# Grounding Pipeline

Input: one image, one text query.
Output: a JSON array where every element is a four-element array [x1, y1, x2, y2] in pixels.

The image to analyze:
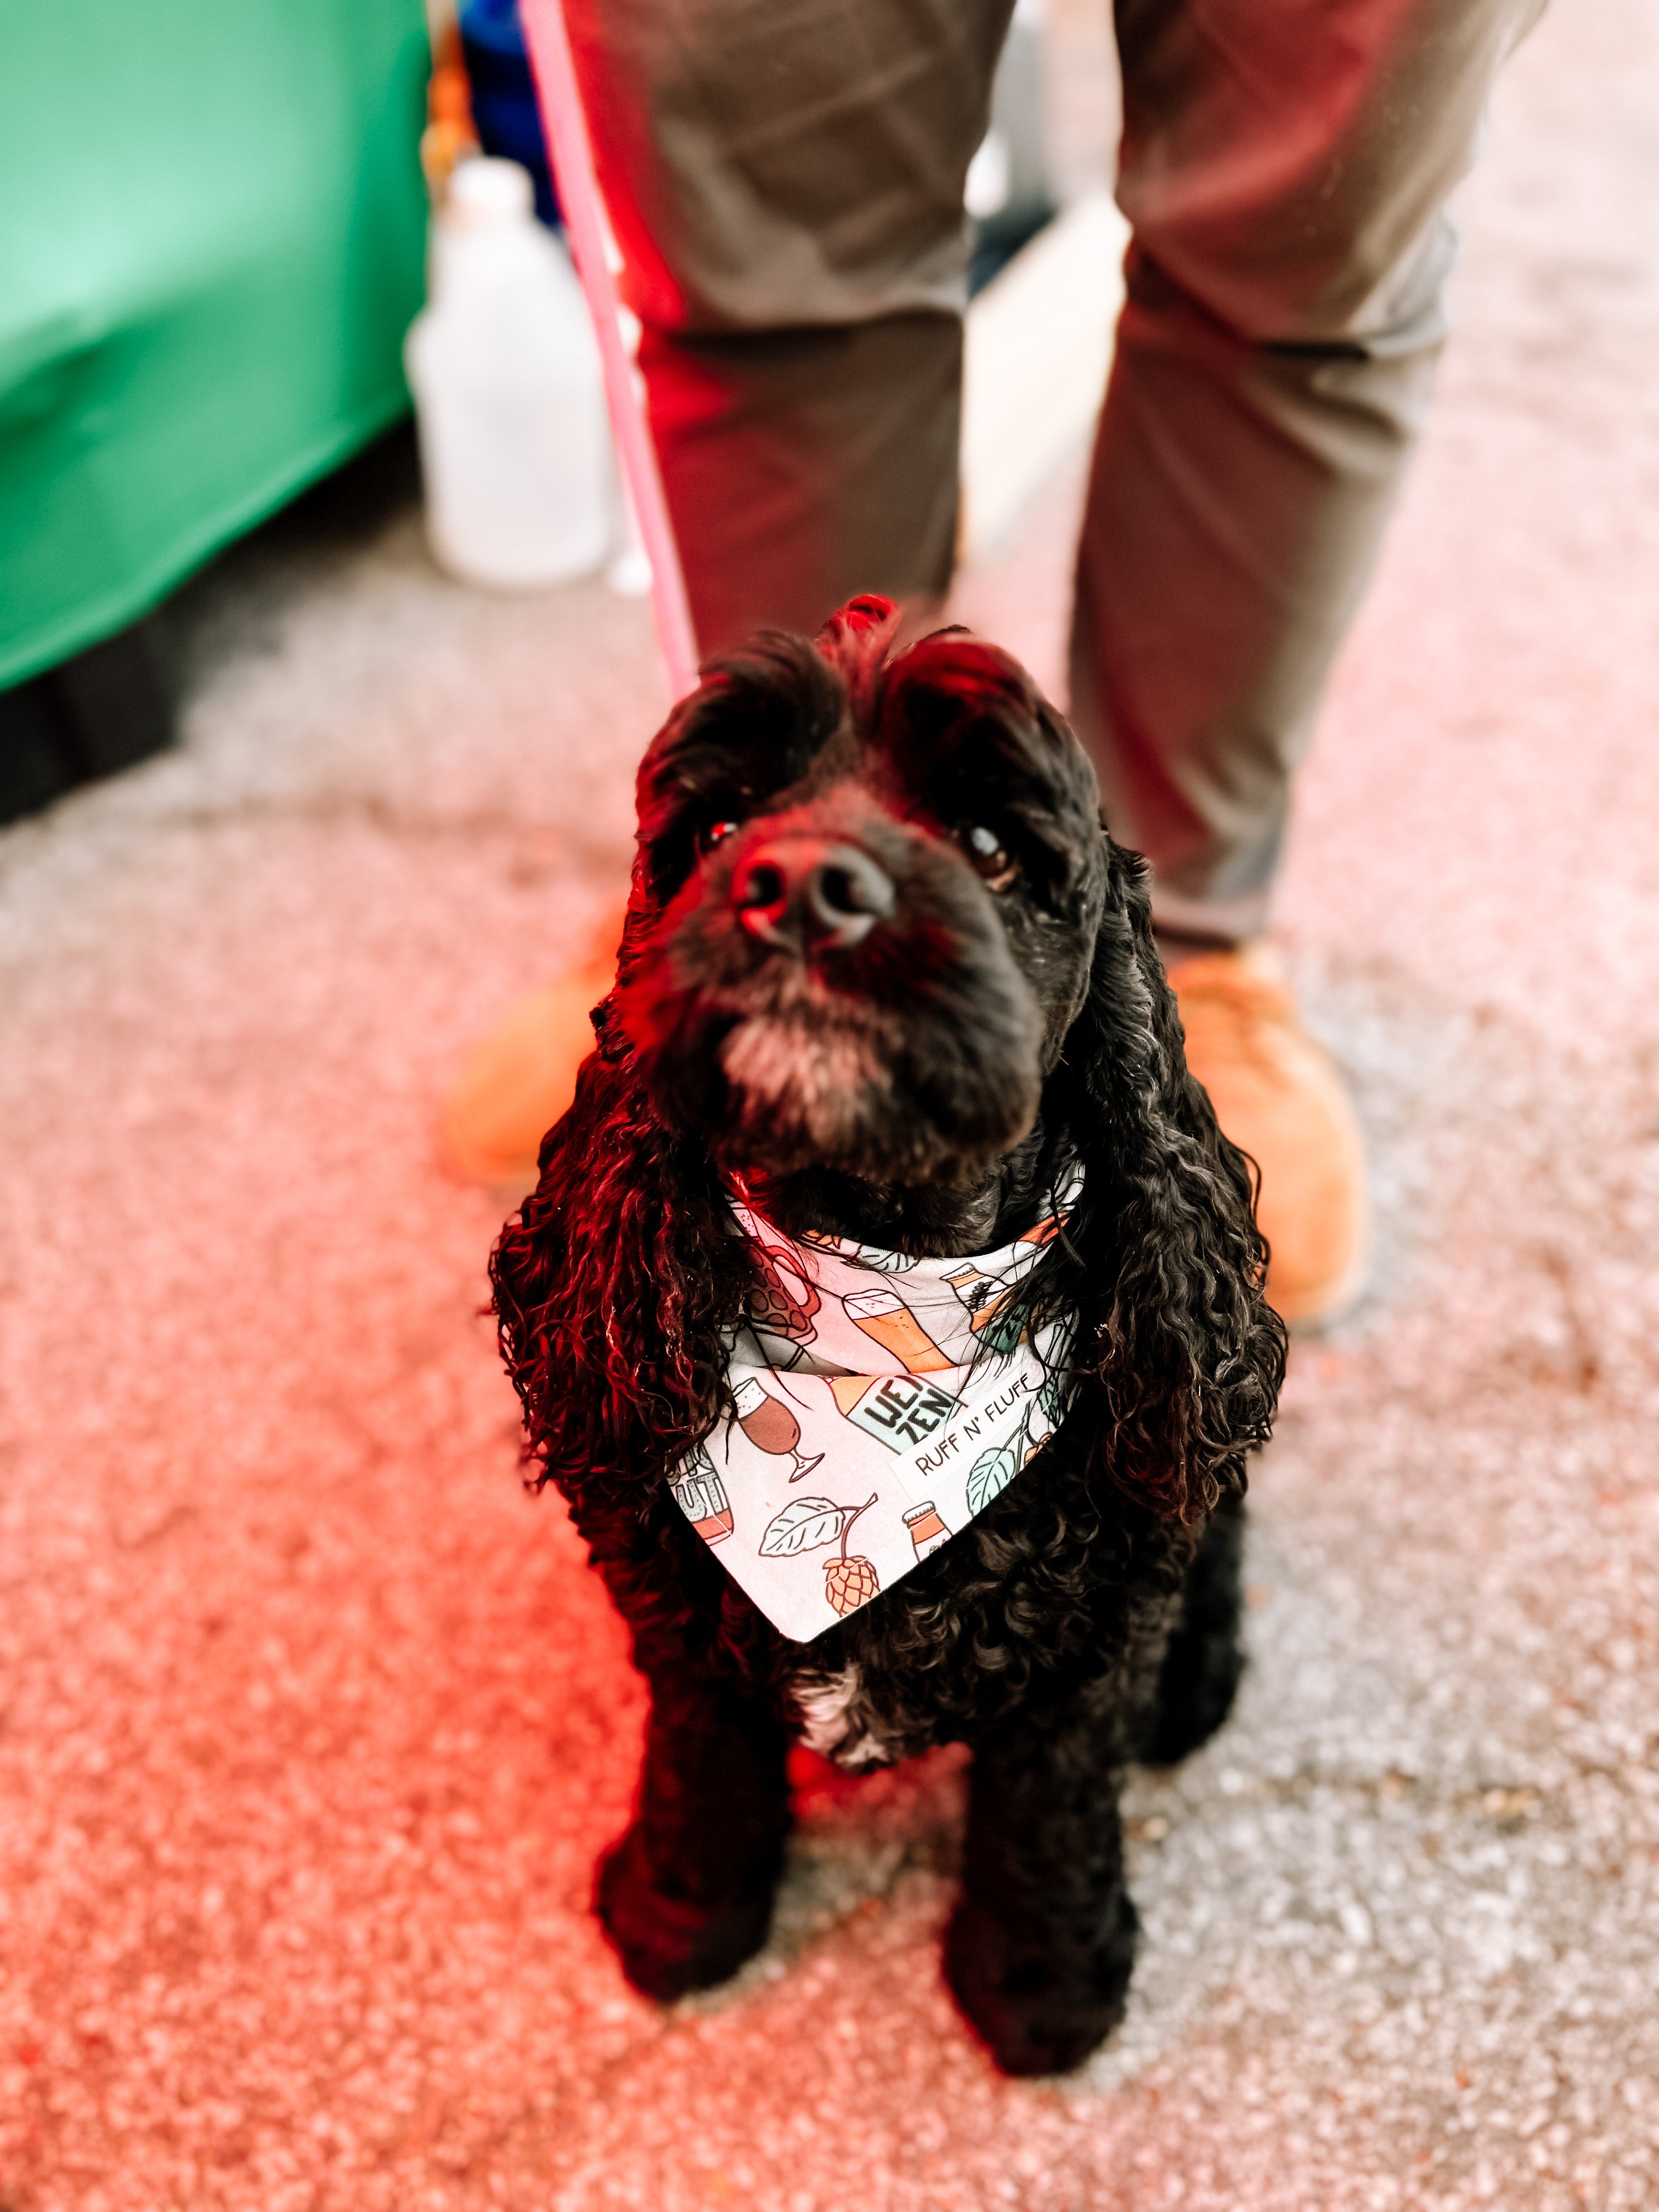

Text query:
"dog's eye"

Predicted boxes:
[[697, 818, 742, 856], [962, 825, 1020, 893]]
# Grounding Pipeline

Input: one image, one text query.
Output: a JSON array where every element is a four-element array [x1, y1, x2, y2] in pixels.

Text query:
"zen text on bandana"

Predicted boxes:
[[669, 1185, 1079, 1642]]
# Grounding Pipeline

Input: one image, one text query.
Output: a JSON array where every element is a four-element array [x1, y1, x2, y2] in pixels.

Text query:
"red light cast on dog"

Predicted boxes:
[[491, 595, 1285, 2075]]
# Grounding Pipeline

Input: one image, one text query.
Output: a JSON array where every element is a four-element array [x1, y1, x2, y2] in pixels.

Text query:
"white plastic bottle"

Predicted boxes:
[[405, 157, 613, 589]]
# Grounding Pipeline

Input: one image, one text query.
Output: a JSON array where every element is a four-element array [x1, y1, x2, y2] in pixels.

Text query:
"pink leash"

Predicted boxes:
[[518, 0, 700, 701]]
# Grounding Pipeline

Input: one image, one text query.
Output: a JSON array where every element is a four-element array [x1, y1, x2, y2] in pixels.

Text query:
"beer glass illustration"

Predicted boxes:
[[842, 1285, 953, 1373], [747, 1240, 820, 1340], [669, 1449, 735, 1545], [732, 1374, 823, 1484]]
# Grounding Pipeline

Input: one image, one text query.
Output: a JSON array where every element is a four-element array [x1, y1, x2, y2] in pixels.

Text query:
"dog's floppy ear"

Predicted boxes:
[[500, 636, 854, 1500], [490, 1054, 746, 1510], [1035, 838, 1286, 1522]]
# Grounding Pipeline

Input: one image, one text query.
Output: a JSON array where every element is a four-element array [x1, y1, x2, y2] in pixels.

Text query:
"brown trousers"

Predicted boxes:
[[567, 0, 1539, 938]]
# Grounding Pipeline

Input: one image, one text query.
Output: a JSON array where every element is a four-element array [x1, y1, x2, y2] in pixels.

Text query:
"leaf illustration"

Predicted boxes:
[[966, 1444, 1018, 1518], [759, 1497, 851, 1558]]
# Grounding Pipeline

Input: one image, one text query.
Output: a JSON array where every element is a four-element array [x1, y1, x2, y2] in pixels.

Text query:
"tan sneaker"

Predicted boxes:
[[437, 922, 620, 1188], [1165, 944, 1369, 1330]]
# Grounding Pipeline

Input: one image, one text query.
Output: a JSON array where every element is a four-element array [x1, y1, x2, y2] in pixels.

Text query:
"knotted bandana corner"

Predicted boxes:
[[669, 1179, 1081, 1641]]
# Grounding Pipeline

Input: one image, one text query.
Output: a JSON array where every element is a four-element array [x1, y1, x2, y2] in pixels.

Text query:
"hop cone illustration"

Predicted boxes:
[[757, 1492, 882, 1619], [825, 1552, 879, 1615], [823, 1494, 879, 1617]]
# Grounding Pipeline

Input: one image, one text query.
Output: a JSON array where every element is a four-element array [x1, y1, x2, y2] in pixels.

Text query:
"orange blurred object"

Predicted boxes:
[[421, 20, 479, 199], [437, 943, 615, 1187], [1166, 944, 1369, 1330]]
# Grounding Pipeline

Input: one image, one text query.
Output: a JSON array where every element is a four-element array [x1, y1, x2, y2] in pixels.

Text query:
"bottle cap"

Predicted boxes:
[[447, 156, 534, 227]]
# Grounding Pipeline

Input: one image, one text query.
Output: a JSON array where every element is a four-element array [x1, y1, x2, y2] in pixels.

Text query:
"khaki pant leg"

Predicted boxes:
[[565, 0, 1014, 653], [1074, 0, 1544, 940]]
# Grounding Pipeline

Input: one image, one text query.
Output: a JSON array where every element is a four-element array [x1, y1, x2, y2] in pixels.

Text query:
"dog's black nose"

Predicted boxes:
[[733, 838, 896, 953]]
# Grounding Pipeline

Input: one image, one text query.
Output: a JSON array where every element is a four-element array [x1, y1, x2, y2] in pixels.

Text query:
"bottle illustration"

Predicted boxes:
[[841, 1285, 953, 1373], [757, 1492, 882, 1618], [943, 1264, 1026, 1356], [732, 1374, 823, 1484], [830, 1374, 880, 1418], [669, 1450, 735, 1545], [902, 1500, 950, 1560], [828, 1371, 957, 1451]]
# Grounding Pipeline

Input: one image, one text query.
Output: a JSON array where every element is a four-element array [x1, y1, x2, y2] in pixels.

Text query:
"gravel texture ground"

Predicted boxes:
[[3, 4, 1657, 2206]]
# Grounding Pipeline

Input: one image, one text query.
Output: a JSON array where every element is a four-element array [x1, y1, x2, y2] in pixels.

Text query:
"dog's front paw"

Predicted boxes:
[[943, 1888, 1138, 2077], [594, 1823, 776, 2002]]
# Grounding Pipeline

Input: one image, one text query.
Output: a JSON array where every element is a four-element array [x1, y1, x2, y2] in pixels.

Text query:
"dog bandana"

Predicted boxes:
[[668, 1180, 1081, 1643]]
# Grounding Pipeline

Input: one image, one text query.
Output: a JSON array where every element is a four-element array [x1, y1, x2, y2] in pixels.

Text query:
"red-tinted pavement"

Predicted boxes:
[[3, 4, 1657, 2205]]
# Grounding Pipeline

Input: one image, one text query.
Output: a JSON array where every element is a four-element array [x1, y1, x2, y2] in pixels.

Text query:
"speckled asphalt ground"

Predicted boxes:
[[3, 5, 1657, 2207]]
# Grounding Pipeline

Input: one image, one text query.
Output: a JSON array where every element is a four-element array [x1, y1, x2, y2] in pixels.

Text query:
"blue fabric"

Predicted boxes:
[[461, 0, 561, 228]]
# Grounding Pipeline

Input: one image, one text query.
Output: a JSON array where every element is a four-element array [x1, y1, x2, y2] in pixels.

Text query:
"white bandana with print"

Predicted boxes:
[[669, 1179, 1081, 1642]]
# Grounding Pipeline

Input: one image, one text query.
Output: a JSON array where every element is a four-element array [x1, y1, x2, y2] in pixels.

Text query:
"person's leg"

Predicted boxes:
[[1070, 0, 1543, 1321], [635, 318, 961, 651], [441, 0, 1014, 1187], [565, 0, 1015, 652], [1074, 0, 1544, 942]]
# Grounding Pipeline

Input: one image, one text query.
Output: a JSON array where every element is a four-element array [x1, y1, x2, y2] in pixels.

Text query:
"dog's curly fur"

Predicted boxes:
[[492, 596, 1286, 2075]]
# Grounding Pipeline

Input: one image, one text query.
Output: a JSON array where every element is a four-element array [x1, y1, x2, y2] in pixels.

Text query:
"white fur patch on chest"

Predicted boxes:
[[789, 1663, 894, 1770]]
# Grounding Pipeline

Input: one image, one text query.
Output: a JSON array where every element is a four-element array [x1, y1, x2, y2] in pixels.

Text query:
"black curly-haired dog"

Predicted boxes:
[[492, 594, 1285, 2075]]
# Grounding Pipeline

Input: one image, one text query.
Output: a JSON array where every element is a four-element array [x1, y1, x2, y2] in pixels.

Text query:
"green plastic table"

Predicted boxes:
[[0, 0, 430, 689]]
